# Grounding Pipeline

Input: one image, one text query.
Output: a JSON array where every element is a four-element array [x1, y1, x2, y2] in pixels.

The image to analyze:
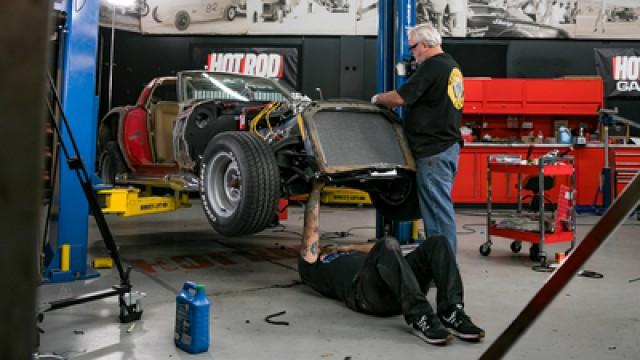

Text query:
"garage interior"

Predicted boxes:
[[2, 0, 640, 359]]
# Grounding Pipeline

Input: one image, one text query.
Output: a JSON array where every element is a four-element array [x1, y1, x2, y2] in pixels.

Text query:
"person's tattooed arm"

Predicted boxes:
[[301, 180, 325, 264]]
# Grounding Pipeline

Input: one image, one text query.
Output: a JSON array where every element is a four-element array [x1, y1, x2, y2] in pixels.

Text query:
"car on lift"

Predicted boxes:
[[151, 0, 246, 30], [98, 71, 419, 237]]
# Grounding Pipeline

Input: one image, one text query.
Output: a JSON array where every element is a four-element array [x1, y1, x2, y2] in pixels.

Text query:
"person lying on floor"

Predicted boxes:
[[297, 180, 484, 345]]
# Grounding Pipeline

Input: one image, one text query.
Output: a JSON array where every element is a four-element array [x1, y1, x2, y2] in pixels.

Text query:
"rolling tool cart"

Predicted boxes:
[[480, 151, 576, 266]]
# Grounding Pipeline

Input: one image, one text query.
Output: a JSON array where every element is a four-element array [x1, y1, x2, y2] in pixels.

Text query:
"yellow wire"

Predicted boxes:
[[249, 103, 274, 139], [249, 102, 281, 139]]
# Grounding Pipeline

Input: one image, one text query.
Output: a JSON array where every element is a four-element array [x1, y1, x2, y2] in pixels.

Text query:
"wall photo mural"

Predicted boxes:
[[98, 0, 639, 38], [416, 0, 640, 39]]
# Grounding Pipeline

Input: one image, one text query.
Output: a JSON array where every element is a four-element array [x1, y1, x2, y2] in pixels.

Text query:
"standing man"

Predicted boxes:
[[298, 181, 484, 345], [371, 24, 463, 254]]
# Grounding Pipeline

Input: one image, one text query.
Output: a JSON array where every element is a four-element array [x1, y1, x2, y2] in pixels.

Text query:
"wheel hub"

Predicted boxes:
[[207, 151, 242, 218]]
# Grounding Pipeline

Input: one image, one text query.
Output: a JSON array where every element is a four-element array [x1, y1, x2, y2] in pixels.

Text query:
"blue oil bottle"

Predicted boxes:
[[175, 282, 210, 353]]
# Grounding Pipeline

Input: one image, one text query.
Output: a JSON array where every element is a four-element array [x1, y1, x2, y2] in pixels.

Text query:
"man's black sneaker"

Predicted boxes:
[[409, 314, 453, 345], [439, 305, 485, 341]]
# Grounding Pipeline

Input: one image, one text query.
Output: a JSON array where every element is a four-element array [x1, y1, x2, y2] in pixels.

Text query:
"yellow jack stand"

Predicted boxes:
[[97, 187, 191, 217], [290, 186, 372, 205], [320, 186, 372, 205]]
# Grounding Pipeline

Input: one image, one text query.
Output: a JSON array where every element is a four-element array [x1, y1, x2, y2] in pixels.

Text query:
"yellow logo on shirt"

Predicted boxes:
[[448, 68, 464, 110]]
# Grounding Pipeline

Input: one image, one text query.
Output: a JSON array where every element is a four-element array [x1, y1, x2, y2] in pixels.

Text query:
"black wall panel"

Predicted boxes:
[[301, 37, 342, 100], [444, 40, 508, 78], [339, 37, 365, 99]]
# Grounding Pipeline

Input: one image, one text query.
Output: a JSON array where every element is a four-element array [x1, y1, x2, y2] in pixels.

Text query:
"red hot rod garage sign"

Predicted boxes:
[[595, 48, 640, 97], [192, 47, 299, 89]]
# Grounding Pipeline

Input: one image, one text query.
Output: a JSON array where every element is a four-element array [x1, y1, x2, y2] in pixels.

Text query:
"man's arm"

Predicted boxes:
[[371, 90, 406, 108], [319, 242, 375, 259], [301, 181, 325, 264]]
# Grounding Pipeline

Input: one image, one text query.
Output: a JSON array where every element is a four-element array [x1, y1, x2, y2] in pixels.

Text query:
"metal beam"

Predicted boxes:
[[0, 1, 50, 358]]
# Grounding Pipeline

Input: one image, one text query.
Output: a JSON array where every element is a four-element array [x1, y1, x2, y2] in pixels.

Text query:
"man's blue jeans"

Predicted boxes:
[[415, 143, 460, 254]]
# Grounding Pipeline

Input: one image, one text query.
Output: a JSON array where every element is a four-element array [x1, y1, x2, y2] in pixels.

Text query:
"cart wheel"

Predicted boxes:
[[510, 241, 522, 253], [479, 243, 492, 256], [529, 244, 540, 261]]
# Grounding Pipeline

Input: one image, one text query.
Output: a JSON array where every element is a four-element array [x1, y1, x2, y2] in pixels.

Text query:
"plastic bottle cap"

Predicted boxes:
[[195, 284, 206, 292]]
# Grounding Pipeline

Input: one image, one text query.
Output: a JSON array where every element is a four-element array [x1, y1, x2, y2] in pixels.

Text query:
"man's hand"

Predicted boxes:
[[370, 90, 406, 108]]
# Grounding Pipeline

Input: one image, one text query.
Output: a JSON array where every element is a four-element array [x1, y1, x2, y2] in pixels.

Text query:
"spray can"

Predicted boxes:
[[175, 282, 210, 353]]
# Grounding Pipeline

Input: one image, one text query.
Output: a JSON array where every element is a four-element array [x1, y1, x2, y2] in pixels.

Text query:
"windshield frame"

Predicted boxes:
[[177, 71, 292, 104]]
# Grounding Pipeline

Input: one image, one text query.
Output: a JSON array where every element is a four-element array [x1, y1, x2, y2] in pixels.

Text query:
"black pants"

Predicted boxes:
[[351, 235, 464, 324]]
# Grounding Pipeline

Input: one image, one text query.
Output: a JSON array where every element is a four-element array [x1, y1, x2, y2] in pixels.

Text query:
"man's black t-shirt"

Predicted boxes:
[[397, 53, 464, 159], [298, 252, 367, 311]]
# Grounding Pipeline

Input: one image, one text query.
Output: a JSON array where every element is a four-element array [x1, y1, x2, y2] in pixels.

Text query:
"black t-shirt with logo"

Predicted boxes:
[[397, 53, 464, 159], [298, 252, 366, 310]]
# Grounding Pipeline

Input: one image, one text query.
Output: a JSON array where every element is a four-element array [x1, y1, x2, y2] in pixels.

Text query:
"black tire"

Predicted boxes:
[[510, 241, 522, 253], [369, 174, 421, 221], [175, 10, 191, 31], [200, 132, 280, 237], [99, 141, 127, 184], [225, 6, 237, 21], [479, 243, 491, 256]]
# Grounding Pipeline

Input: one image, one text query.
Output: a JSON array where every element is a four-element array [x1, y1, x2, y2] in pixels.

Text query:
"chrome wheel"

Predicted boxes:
[[206, 151, 241, 219]]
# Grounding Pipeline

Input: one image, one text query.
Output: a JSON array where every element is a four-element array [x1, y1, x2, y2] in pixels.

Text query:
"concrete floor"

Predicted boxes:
[[39, 202, 640, 359]]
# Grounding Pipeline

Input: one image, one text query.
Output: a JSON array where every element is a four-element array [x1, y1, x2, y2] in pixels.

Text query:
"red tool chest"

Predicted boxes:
[[453, 78, 609, 206]]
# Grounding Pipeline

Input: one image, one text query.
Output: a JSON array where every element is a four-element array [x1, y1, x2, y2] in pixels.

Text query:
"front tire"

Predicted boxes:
[[200, 132, 280, 237]]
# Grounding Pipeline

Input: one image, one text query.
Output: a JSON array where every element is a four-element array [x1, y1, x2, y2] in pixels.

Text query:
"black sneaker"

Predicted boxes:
[[409, 314, 453, 345], [439, 304, 485, 341]]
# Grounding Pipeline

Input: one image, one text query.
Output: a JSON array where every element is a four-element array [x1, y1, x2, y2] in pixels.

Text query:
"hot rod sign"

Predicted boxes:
[[595, 48, 640, 97]]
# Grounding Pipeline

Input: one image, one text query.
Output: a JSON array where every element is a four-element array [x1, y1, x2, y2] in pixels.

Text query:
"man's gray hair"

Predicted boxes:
[[409, 24, 442, 47]]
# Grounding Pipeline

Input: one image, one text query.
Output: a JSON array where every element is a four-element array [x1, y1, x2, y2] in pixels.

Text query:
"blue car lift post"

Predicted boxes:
[[39, 1, 141, 324], [43, 0, 101, 283], [375, 0, 418, 243]]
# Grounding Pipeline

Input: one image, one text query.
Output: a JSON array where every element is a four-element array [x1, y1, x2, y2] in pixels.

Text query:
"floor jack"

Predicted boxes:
[[35, 75, 143, 359]]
